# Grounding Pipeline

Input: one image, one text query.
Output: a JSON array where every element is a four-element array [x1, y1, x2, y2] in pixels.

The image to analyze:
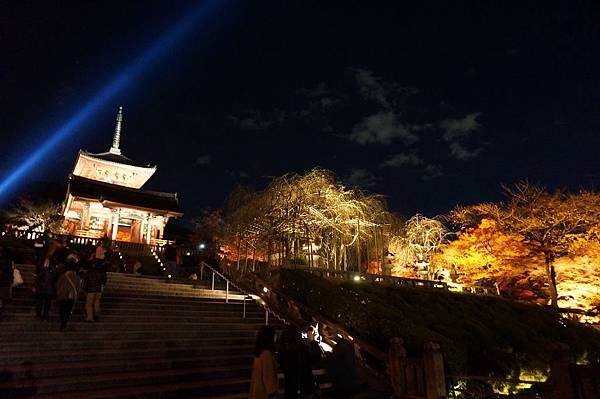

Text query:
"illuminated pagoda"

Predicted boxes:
[[62, 107, 183, 243]]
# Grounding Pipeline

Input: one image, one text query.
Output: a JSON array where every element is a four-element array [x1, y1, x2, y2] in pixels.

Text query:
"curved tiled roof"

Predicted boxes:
[[67, 175, 182, 215]]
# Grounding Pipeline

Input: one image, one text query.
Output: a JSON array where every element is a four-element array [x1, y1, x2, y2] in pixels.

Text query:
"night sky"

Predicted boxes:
[[2, 1, 600, 218]]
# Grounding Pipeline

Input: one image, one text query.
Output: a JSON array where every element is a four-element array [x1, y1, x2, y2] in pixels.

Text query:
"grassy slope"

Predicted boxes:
[[272, 269, 600, 376]]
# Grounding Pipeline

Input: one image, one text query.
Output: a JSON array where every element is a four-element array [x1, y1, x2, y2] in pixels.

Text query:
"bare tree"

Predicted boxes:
[[3, 198, 65, 233]]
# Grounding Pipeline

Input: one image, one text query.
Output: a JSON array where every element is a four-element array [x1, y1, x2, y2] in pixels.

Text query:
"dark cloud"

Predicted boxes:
[[228, 109, 286, 130], [345, 168, 379, 188], [354, 68, 418, 109], [194, 155, 211, 166], [440, 113, 484, 160], [349, 111, 419, 145], [380, 152, 423, 168], [297, 82, 330, 98]]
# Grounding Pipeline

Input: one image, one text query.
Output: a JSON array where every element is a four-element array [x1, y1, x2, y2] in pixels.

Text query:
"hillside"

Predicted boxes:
[[269, 269, 600, 378]]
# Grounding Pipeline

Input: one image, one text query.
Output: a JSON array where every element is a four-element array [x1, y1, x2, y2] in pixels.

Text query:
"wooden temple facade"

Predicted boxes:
[[62, 107, 183, 243]]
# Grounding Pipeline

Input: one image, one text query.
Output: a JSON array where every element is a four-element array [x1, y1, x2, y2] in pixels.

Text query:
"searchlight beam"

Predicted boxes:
[[0, 0, 221, 202]]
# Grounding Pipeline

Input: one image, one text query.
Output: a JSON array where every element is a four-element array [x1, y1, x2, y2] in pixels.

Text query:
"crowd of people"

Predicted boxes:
[[250, 324, 356, 399], [0, 233, 110, 330]]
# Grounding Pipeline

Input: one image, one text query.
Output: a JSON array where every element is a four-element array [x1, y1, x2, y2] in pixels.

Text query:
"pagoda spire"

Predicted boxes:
[[109, 106, 123, 155]]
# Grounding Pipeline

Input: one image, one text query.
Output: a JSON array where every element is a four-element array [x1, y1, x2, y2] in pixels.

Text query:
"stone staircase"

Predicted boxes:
[[0, 264, 285, 398]]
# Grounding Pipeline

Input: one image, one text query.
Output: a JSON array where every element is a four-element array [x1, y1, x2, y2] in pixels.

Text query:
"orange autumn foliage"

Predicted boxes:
[[435, 219, 539, 285]]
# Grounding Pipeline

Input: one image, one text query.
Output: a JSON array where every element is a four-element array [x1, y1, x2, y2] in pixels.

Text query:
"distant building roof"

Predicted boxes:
[[67, 174, 182, 215]]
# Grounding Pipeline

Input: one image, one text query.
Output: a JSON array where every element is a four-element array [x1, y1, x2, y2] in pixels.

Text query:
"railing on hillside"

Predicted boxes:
[[199, 261, 286, 326], [279, 265, 497, 295]]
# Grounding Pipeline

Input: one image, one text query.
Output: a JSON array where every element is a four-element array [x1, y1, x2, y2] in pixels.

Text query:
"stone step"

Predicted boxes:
[[4, 303, 263, 318], [0, 336, 256, 353], [4, 354, 253, 380], [11, 289, 252, 305], [0, 328, 259, 342], [0, 344, 255, 366], [3, 309, 265, 322], [0, 363, 252, 395], [0, 319, 282, 332], [2, 264, 319, 399], [26, 376, 252, 399]]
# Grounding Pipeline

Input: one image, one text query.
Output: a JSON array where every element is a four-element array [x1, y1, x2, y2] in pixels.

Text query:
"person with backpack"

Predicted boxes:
[[56, 264, 81, 331], [0, 247, 14, 321]]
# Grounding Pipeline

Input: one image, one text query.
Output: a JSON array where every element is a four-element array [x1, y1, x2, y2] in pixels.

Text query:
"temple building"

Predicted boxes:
[[62, 107, 183, 243]]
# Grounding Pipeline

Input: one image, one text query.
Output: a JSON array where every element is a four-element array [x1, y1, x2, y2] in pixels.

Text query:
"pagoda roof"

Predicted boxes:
[[67, 174, 182, 215], [81, 150, 154, 168]]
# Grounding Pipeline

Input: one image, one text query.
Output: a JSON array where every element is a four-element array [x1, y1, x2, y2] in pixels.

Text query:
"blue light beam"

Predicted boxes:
[[0, 0, 221, 202]]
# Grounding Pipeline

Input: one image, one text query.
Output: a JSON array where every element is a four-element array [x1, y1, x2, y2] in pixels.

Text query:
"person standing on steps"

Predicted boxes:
[[250, 325, 279, 399], [56, 264, 81, 331], [327, 338, 356, 398], [163, 244, 178, 278], [82, 262, 107, 322], [133, 257, 143, 275], [0, 247, 14, 321], [34, 261, 57, 321], [278, 326, 320, 399]]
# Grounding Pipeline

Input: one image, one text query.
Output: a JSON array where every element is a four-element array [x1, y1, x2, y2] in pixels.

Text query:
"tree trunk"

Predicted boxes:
[[545, 255, 559, 308], [356, 220, 361, 273], [236, 235, 242, 271]]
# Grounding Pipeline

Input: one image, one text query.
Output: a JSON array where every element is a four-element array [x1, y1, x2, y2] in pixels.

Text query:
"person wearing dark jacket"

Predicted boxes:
[[0, 247, 14, 320], [83, 264, 107, 322], [327, 338, 356, 398], [163, 245, 178, 278], [278, 326, 319, 399], [34, 263, 57, 321]]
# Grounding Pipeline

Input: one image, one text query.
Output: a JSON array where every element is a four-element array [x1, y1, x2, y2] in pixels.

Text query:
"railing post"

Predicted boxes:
[[423, 342, 446, 399], [265, 310, 269, 325], [200, 264, 203, 281], [211, 272, 215, 290], [243, 295, 246, 319], [226, 281, 229, 303], [549, 343, 575, 399]]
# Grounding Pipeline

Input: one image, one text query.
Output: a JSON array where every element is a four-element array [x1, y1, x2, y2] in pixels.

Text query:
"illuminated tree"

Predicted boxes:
[[224, 169, 399, 272], [3, 198, 65, 233], [435, 219, 542, 293], [389, 214, 446, 279], [452, 182, 600, 307]]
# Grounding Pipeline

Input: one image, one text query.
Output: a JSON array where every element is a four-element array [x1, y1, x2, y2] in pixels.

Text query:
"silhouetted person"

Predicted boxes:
[[306, 325, 325, 368], [133, 258, 143, 275], [0, 370, 18, 398], [0, 247, 14, 321], [327, 338, 356, 398], [34, 262, 56, 321], [82, 263, 106, 322], [164, 245, 178, 278], [249, 325, 279, 399], [278, 326, 319, 399]]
